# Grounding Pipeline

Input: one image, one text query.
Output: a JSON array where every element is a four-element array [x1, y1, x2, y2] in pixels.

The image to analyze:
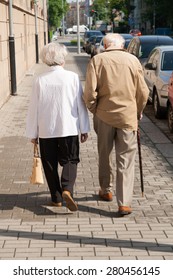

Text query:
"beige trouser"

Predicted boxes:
[[93, 115, 137, 207]]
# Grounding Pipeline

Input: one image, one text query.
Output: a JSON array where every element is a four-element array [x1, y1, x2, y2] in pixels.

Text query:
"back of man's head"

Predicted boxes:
[[104, 33, 125, 49]]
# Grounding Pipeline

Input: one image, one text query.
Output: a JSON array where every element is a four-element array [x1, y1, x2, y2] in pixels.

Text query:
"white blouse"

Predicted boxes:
[[26, 66, 90, 139]]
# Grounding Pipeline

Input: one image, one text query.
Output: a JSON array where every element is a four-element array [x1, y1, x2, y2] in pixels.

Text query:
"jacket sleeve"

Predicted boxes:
[[26, 77, 39, 139], [135, 65, 149, 119], [76, 76, 90, 134], [83, 60, 98, 114]]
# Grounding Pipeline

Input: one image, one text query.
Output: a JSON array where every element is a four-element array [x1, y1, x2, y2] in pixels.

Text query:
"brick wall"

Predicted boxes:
[[0, 0, 48, 108]]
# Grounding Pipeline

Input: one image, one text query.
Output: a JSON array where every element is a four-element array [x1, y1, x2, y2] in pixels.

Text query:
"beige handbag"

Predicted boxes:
[[30, 143, 44, 185]]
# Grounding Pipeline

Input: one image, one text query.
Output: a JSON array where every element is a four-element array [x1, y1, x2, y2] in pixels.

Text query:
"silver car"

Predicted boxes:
[[143, 45, 173, 118]]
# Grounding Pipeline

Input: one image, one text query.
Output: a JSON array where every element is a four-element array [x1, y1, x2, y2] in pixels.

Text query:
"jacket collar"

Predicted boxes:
[[48, 65, 64, 71], [105, 47, 127, 53]]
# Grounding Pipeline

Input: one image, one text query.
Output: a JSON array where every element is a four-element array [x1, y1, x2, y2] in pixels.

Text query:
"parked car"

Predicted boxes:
[[72, 25, 89, 34], [127, 35, 173, 65], [143, 45, 173, 118], [121, 33, 133, 48], [85, 35, 97, 54], [66, 27, 73, 34], [167, 72, 173, 132], [83, 30, 103, 51], [90, 35, 104, 57], [129, 29, 141, 36], [94, 33, 133, 55]]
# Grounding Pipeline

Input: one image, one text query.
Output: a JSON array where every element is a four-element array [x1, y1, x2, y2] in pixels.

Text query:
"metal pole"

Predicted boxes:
[[62, 0, 65, 36], [34, 0, 39, 63], [43, 0, 46, 45], [77, 0, 80, 54], [8, 0, 17, 95], [153, 0, 156, 34]]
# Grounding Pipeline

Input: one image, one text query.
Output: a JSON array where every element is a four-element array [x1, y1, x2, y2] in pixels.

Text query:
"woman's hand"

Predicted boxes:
[[31, 138, 38, 144], [80, 133, 88, 143]]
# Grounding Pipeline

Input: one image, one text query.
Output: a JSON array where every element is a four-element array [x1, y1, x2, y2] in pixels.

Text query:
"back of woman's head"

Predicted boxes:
[[40, 42, 68, 66]]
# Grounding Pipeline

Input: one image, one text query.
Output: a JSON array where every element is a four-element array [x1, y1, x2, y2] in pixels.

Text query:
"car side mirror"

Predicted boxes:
[[145, 62, 157, 70]]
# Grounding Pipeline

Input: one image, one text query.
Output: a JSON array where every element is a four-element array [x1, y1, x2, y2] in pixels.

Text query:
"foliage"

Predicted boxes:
[[48, 0, 69, 30], [90, 0, 133, 32], [90, 0, 173, 30], [143, 0, 173, 27]]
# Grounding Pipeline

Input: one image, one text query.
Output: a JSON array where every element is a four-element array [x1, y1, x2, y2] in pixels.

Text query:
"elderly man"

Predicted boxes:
[[83, 33, 149, 215]]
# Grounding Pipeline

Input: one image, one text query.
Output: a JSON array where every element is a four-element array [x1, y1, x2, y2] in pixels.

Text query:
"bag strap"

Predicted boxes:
[[34, 143, 40, 157]]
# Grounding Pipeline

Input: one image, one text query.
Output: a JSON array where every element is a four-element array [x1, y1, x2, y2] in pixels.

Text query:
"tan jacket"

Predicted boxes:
[[83, 48, 149, 131]]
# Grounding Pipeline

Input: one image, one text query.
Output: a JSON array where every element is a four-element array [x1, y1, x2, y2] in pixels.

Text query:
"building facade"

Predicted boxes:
[[0, 0, 48, 108], [65, 1, 87, 28], [129, 0, 152, 34]]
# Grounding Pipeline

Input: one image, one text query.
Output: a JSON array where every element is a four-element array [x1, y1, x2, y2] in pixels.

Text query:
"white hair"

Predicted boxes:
[[40, 42, 68, 66], [103, 33, 125, 49]]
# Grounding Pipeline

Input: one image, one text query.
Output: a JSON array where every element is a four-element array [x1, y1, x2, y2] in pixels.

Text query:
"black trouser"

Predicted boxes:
[[39, 136, 80, 203]]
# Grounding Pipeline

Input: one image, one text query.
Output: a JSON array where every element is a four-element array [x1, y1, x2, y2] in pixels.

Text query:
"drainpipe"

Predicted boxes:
[[8, 0, 17, 95], [34, 0, 39, 63], [43, 0, 46, 45]]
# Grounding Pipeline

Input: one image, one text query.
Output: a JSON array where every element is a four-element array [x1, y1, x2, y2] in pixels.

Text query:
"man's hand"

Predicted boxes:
[[138, 113, 143, 121], [80, 133, 88, 143]]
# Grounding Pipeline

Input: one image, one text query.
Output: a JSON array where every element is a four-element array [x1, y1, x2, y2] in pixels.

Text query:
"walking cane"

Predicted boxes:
[[137, 128, 144, 197]]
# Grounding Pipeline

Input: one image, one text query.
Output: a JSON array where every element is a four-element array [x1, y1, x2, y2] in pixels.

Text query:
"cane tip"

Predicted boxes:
[[142, 192, 144, 197]]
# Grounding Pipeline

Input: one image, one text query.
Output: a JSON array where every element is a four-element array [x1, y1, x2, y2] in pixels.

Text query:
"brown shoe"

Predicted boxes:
[[118, 206, 132, 215], [62, 191, 78, 212], [49, 201, 62, 207], [99, 189, 113, 201]]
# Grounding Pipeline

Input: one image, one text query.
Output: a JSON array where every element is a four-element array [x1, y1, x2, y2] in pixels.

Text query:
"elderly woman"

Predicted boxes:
[[26, 42, 90, 211]]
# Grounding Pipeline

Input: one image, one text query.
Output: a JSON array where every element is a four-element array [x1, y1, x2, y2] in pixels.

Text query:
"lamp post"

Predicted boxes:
[[34, 0, 39, 63], [8, 0, 17, 95], [62, 0, 65, 36], [153, 0, 156, 34], [77, 0, 80, 54]]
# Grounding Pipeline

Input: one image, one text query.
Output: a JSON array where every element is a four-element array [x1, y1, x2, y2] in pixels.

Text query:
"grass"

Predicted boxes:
[[70, 38, 84, 46]]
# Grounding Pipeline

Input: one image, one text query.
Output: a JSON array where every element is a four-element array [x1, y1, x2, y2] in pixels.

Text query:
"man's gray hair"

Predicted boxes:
[[104, 33, 125, 48], [40, 42, 68, 66]]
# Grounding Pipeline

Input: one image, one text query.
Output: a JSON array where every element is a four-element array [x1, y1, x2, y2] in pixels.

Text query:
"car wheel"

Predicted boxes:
[[168, 103, 173, 133], [153, 90, 163, 119]]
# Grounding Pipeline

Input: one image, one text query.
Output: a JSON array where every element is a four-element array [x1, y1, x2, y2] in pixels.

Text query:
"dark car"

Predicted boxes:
[[120, 33, 133, 48], [83, 30, 103, 51], [90, 35, 104, 57], [94, 33, 133, 56], [85, 35, 97, 54], [127, 35, 173, 65]]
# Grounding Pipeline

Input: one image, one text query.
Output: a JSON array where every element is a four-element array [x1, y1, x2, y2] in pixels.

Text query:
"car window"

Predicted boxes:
[[140, 43, 159, 58], [147, 49, 159, 66], [96, 36, 103, 43], [127, 38, 139, 56], [161, 51, 173, 71]]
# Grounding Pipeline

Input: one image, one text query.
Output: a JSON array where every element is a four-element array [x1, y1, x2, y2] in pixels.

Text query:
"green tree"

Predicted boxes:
[[143, 0, 173, 28], [48, 0, 69, 30]]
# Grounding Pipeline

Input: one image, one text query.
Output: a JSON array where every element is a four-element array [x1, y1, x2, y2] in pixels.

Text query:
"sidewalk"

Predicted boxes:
[[0, 37, 173, 260]]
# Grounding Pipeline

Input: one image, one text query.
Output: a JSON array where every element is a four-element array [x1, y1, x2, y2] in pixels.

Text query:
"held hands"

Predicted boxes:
[[80, 133, 88, 143], [31, 138, 38, 144]]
